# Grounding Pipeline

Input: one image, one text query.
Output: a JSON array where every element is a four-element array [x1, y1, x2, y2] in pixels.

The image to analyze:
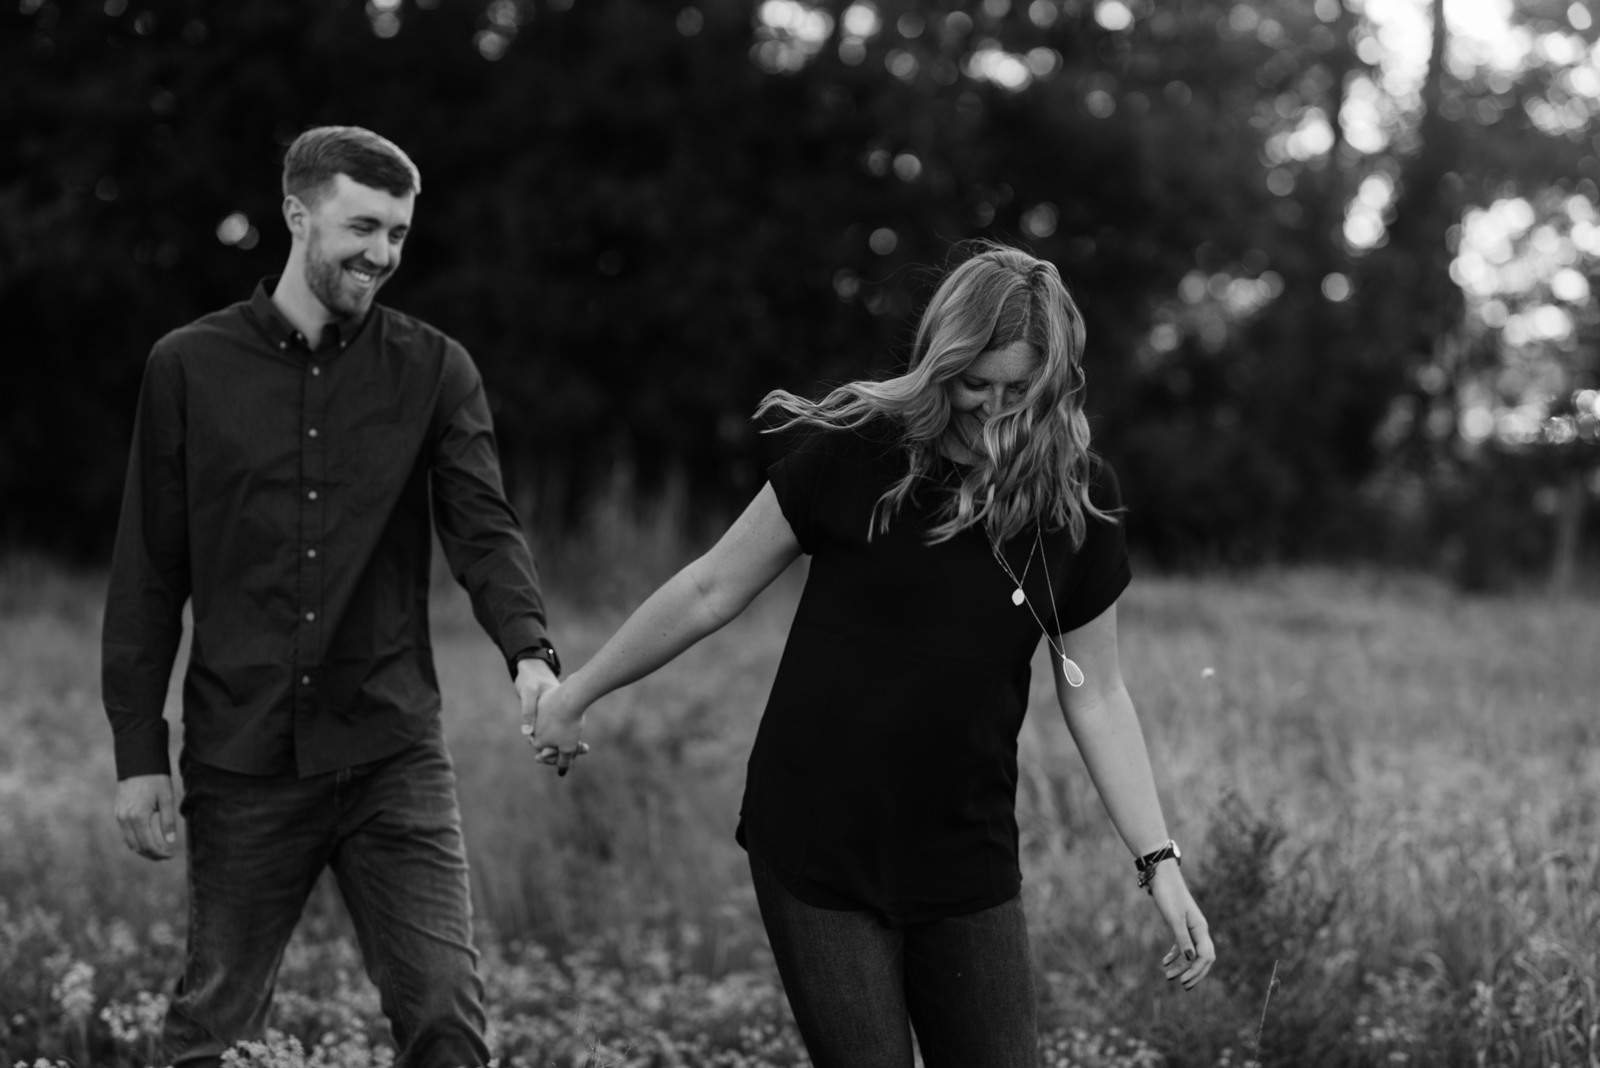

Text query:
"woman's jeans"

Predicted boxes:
[[749, 851, 1038, 1068], [162, 720, 490, 1068]]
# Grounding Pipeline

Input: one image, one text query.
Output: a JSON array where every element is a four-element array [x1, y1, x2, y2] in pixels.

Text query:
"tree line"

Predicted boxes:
[[3, 0, 1595, 581]]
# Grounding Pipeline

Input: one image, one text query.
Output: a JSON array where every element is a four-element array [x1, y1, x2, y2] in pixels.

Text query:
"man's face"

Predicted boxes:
[[298, 173, 415, 320]]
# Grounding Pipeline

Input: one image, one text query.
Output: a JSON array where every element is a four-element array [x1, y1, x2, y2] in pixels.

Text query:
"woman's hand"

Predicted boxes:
[[524, 679, 589, 776], [1148, 861, 1216, 989]]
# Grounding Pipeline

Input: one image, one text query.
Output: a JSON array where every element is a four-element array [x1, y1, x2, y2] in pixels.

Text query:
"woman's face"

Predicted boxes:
[[947, 340, 1040, 443]]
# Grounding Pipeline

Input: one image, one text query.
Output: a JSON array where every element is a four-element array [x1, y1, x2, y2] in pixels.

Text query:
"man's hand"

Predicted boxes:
[[515, 657, 591, 771], [514, 656, 560, 738], [115, 774, 178, 861]]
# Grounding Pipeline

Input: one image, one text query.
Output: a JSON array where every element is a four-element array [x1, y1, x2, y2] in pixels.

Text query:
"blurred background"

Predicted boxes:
[[4, 2, 1600, 1066], [4, 0, 1599, 584]]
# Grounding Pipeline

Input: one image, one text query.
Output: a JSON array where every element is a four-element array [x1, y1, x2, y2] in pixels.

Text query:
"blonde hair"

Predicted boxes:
[[756, 242, 1113, 546]]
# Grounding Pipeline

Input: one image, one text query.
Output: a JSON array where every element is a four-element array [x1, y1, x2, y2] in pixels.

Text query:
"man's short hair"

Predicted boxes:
[[281, 126, 421, 207]]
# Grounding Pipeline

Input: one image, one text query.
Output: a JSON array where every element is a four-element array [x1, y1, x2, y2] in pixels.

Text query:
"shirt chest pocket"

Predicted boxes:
[[333, 422, 423, 502]]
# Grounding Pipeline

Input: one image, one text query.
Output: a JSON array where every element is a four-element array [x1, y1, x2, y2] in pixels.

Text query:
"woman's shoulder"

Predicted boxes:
[[1087, 454, 1124, 512], [765, 416, 906, 548], [781, 414, 903, 468]]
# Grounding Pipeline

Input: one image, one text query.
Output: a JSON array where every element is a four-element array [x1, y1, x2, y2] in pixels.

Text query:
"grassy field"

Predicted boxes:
[[1, 547, 1597, 1067]]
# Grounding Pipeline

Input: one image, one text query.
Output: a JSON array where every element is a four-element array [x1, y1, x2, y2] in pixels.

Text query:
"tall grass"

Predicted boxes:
[[2, 543, 1597, 1065]]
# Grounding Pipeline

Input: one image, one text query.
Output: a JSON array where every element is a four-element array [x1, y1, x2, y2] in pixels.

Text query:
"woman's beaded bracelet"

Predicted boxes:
[[1134, 839, 1182, 892]]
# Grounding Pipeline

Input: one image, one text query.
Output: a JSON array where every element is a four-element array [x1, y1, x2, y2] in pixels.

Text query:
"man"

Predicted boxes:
[[102, 126, 561, 1067]]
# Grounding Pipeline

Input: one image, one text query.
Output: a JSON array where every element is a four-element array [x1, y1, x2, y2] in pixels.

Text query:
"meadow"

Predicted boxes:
[[1, 537, 1597, 1067]]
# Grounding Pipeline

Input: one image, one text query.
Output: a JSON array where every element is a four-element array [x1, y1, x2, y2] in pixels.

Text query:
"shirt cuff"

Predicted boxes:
[[766, 455, 815, 555], [1050, 556, 1133, 635], [503, 617, 553, 678], [113, 721, 172, 780]]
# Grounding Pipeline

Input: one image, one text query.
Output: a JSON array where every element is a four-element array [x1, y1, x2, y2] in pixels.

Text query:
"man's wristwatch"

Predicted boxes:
[[517, 640, 562, 678], [1134, 839, 1181, 893]]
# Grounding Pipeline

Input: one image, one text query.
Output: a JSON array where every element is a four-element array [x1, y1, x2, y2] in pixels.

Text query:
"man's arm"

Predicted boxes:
[[428, 345, 554, 705], [102, 345, 190, 860]]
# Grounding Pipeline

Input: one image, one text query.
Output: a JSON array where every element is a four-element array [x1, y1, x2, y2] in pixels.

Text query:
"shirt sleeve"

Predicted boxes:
[[102, 343, 191, 780], [429, 342, 551, 675], [766, 427, 837, 556], [1047, 459, 1132, 635]]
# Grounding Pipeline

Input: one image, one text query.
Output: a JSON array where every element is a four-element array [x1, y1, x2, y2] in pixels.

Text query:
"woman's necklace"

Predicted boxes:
[[992, 528, 1038, 606], [986, 524, 1086, 688]]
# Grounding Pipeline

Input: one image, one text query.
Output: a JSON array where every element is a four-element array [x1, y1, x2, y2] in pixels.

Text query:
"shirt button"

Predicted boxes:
[[279, 341, 287, 350], [301, 675, 311, 685], [307, 490, 318, 500], [306, 548, 317, 559], [308, 428, 318, 438], [305, 611, 316, 622], [312, 366, 321, 376]]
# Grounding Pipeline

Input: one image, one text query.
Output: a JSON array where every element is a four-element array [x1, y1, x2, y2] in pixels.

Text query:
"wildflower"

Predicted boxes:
[[50, 960, 96, 1021], [106, 919, 141, 959], [100, 991, 169, 1045]]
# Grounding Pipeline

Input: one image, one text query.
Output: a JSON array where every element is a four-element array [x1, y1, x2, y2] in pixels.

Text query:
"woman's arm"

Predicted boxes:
[[1055, 604, 1216, 989], [527, 482, 802, 763]]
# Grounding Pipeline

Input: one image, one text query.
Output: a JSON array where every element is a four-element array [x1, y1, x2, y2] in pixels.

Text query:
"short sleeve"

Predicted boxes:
[[1047, 460, 1132, 635], [766, 428, 833, 556]]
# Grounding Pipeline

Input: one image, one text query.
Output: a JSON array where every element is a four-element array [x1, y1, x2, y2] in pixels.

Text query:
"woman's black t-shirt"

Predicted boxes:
[[737, 420, 1131, 926]]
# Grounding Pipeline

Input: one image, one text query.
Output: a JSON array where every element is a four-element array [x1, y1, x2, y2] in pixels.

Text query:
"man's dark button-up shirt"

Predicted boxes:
[[103, 280, 549, 779]]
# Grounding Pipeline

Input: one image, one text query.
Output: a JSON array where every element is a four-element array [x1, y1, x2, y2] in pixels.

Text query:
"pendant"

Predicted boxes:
[[1061, 656, 1085, 688], [1012, 588, 1026, 606]]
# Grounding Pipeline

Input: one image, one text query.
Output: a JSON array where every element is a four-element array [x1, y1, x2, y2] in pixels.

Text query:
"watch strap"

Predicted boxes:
[[516, 639, 562, 677], [1134, 839, 1181, 892]]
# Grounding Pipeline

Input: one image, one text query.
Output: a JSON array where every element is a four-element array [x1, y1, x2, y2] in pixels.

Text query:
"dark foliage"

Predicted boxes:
[[2, 0, 1592, 570]]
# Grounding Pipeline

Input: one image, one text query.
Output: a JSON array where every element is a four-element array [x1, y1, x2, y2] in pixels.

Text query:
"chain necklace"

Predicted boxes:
[[994, 527, 1038, 606], [986, 524, 1086, 688]]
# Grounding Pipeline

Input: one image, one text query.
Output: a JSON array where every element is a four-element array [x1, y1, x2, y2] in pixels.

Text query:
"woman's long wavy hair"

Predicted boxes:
[[756, 243, 1113, 546]]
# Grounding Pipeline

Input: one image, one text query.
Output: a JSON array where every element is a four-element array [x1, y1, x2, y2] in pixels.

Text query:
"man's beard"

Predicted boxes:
[[304, 226, 388, 320]]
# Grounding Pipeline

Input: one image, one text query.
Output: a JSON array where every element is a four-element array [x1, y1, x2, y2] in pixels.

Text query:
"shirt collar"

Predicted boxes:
[[247, 276, 372, 353]]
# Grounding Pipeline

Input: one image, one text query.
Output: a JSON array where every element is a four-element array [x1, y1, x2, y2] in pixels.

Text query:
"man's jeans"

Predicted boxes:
[[163, 720, 490, 1068], [750, 851, 1038, 1068]]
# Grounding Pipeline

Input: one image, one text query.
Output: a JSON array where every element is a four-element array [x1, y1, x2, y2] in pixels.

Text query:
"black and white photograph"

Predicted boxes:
[[2, 0, 1597, 1064]]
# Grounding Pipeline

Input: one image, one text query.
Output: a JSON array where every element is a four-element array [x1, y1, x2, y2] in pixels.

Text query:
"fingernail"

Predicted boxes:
[[519, 724, 533, 735]]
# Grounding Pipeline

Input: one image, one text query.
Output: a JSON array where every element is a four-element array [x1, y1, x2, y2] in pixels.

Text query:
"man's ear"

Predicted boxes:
[[282, 194, 311, 241]]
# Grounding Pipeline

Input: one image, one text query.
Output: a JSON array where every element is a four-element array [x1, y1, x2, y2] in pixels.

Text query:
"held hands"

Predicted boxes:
[[115, 774, 178, 861], [514, 655, 560, 723], [516, 660, 588, 776], [1147, 861, 1216, 989]]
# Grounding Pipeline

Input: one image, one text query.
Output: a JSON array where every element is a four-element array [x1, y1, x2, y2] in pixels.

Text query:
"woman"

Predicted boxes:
[[527, 244, 1215, 1067]]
